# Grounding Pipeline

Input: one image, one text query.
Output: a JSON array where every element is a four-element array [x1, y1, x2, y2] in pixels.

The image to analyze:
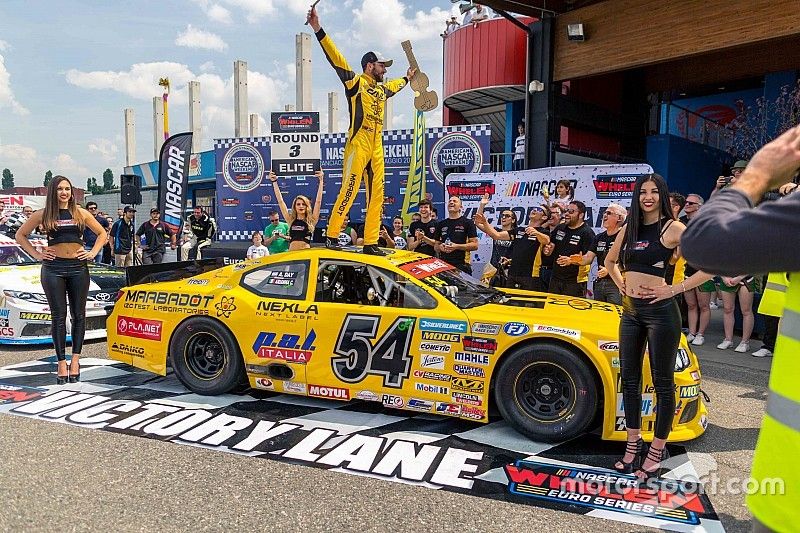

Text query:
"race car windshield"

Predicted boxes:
[[0, 245, 37, 265], [420, 268, 505, 309]]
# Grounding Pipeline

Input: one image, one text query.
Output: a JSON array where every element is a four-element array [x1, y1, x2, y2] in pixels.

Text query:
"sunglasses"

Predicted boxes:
[[88, 206, 97, 210], [501, 213, 513, 218], [685, 201, 700, 206], [566, 209, 578, 214]]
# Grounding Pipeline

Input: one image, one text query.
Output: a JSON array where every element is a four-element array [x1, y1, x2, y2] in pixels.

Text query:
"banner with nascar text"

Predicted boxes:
[[157, 132, 193, 235], [214, 124, 491, 241], [445, 164, 653, 272]]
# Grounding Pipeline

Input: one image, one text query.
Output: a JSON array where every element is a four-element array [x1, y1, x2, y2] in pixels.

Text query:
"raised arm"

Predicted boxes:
[[269, 171, 291, 222], [474, 212, 510, 241], [311, 170, 324, 225], [308, 7, 359, 91]]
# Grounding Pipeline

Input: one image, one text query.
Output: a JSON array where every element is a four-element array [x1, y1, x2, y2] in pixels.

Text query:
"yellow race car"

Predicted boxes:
[[107, 247, 707, 443]]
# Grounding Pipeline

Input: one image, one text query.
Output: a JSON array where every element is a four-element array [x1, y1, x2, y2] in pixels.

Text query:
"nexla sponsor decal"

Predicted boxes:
[[253, 330, 317, 363], [125, 291, 213, 308], [256, 301, 319, 314], [308, 385, 349, 400], [12, 390, 484, 490]]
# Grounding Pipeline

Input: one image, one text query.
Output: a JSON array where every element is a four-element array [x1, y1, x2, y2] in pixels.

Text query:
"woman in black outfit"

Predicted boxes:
[[270, 170, 324, 251], [605, 174, 711, 480], [16, 176, 108, 383]]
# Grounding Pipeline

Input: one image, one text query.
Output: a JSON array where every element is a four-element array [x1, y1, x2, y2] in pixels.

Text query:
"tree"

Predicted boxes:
[[102, 168, 116, 191], [86, 177, 103, 195], [43, 170, 53, 187], [1, 169, 14, 190]]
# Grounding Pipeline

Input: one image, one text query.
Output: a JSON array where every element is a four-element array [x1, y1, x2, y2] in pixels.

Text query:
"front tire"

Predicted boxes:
[[494, 342, 598, 442], [169, 317, 244, 395]]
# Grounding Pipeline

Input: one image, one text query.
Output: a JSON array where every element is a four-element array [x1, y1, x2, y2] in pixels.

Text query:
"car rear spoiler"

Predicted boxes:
[[125, 258, 225, 287]]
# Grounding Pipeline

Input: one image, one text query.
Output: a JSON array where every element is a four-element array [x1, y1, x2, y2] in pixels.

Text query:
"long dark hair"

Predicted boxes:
[[622, 173, 673, 268], [41, 175, 83, 233]]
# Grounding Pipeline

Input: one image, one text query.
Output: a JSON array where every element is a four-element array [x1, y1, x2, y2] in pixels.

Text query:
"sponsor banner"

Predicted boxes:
[[462, 336, 497, 354], [680, 385, 700, 399], [418, 342, 451, 353], [254, 378, 274, 391], [0, 195, 45, 215], [116, 316, 162, 341], [400, 110, 426, 226], [0, 358, 721, 531], [308, 385, 349, 400], [270, 112, 321, 176], [454, 352, 489, 366], [415, 382, 449, 395], [157, 132, 193, 235], [214, 125, 490, 241], [420, 354, 445, 369], [399, 258, 454, 279], [412, 370, 451, 382], [420, 319, 468, 334], [421, 331, 460, 343], [503, 322, 530, 336], [532, 325, 581, 340], [381, 394, 404, 408], [446, 163, 652, 274], [451, 378, 485, 394], [355, 390, 380, 402], [19, 312, 51, 321], [452, 391, 482, 406], [598, 340, 619, 352], [453, 364, 485, 378], [471, 323, 500, 335], [252, 329, 317, 364]]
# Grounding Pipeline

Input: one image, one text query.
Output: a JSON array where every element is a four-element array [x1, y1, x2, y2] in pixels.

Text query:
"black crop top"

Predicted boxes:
[[47, 209, 84, 246], [622, 219, 675, 278], [289, 219, 312, 244]]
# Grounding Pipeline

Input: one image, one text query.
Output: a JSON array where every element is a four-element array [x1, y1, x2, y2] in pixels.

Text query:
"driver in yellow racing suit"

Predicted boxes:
[[307, 5, 416, 255]]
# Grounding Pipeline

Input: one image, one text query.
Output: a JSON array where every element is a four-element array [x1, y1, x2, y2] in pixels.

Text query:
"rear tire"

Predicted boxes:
[[169, 317, 244, 395], [494, 342, 598, 442]]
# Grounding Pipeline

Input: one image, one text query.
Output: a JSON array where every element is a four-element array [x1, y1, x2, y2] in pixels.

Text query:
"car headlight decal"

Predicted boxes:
[[674, 348, 691, 372], [3, 290, 49, 304]]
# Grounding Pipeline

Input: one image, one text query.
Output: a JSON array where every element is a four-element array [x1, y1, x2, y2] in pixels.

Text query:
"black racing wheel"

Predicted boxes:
[[169, 317, 244, 395], [494, 341, 598, 443]]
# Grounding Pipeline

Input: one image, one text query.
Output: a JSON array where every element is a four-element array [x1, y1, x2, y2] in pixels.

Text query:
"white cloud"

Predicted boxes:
[[351, 0, 452, 47], [222, 0, 276, 23], [175, 25, 228, 52], [65, 62, 195, 101], [0, 51, 29, 115], [207, 4, 233, 24], [199, 61, 216, 72], [88, 138, 120, 163], [0, 144, 89, 187], [0, 40, 9, 52]]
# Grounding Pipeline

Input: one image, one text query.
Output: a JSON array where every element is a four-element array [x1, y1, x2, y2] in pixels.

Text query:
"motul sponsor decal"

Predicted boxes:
[[308, 385, 349, 400]]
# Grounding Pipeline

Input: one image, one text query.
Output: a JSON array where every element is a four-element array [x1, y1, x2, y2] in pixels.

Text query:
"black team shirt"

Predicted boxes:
[[408, 219, 438, 256], [551, 222, 596, 281], [508, 227, 549, 277], [591, 229, 620, 272], [436, 216, 477, 267]]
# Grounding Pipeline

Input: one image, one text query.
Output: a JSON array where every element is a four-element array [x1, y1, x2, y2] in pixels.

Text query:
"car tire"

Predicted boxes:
[[494, 342, 598, 443], [169, 316, 244, 395]]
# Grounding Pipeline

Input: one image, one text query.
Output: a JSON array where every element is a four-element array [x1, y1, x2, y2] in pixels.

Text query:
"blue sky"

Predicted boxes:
[[0, 0, 460, 187]]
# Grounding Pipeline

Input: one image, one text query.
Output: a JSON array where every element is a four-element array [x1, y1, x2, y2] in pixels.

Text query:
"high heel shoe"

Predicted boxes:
[[614, 437, 643, 474], [635, 444, 671, 482], [68, 360, 80, 383], [56, 361, 68, 385]]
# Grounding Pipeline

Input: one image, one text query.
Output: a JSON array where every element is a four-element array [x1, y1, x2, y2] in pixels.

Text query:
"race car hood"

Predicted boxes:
[[464, 290, 621, 338]]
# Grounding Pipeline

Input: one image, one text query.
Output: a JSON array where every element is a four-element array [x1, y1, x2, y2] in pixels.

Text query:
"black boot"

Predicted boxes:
[[325, 237, 341, 250], [362, 245, 386, 256]]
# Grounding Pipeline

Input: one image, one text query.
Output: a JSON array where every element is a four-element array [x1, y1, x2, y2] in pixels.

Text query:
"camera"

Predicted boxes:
[[273, 230, 281, 236]]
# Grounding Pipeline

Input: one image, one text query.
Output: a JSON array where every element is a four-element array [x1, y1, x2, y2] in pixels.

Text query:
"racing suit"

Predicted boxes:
[[180, 214, 214, 261], [315, 28, 408, 245]]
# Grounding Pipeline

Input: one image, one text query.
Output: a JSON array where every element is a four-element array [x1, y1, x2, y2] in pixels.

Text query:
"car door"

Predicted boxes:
[[308, 257, 466, 409], [238, 259, 316, 391]]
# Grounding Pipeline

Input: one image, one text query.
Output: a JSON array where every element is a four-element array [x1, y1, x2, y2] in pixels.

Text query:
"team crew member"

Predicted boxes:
[[538, 204, 561, 289], [604, 174, 712, 480], [677, 127, 800, 530], [135, 208, 176, 265], [477, 193, 514, 271], [263, 211, 290, 255], [307, 6, 415, 255], [270, 170, 324, 251], [111, 206, 136, 267], [408, 199, 438, 256], [337, 214, 359, 247], [475, 207, 550, 291], [83, 201, 109, 264], [544, 200, 596, 297], [15, 176, 107, 384], [391, 216, 408, 250], [179, 207, 214, 261], [435, 196, 478, 274], [579, 203, 626, 304], [246, 232, 270, 259]]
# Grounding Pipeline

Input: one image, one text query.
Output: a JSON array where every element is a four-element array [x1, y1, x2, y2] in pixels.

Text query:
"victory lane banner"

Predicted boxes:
[[270, 112, 321, 176], [0, 357, 723, 532]]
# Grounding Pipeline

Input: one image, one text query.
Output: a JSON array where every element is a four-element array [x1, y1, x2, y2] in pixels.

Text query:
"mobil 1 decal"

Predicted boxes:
[[0, 358, 722, 532]]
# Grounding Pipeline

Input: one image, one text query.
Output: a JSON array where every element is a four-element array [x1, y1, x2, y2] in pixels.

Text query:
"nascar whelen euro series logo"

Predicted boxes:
[[222, 143, 265, 193], [430, 133, 484, 183], [592, 174, 639, 199]]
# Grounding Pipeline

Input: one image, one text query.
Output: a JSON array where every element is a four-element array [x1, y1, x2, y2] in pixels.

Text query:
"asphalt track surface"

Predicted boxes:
[[0, 313, 769, 532]]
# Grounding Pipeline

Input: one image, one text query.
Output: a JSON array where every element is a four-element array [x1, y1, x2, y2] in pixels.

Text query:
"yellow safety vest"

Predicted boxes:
[[747, 273, 800, 530], [758, 272, 789, 317]]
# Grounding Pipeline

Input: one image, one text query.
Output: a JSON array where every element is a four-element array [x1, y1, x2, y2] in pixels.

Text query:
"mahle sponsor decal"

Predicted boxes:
[[454, 352, 489, 366]]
